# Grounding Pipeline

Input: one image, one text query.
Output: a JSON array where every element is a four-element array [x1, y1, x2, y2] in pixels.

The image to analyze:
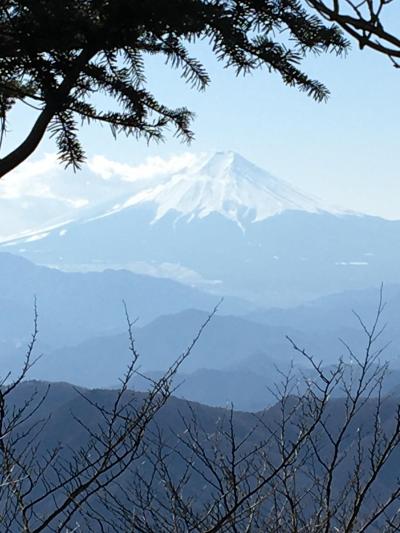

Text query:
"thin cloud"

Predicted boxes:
[[0, 153, 60, 199], [88, 152, 201, 182], [0, 151, 203, 241]]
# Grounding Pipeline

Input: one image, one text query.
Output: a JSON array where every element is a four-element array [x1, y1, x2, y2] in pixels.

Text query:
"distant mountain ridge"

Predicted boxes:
[[22, 284, 400, 410], [0, 252, 252, 349], [3, 252, 400, 410]]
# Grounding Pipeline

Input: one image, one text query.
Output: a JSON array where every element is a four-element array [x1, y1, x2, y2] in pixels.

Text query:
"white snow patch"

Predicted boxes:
[[0, 220, 75, 245], [25, 232, 50, 242], [335, 261, 369, 266]]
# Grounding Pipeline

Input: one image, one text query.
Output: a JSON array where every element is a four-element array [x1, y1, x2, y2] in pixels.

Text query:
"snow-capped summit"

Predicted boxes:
[[0, 150, 345, 244], [3, 150, 397, 308], [107, 151, 337, 225]]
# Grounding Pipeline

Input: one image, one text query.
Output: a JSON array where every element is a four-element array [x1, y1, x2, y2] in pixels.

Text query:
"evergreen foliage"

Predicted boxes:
[[0, 0, 348, 176]]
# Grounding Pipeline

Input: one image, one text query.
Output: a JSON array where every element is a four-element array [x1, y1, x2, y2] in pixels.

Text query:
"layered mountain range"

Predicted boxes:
[[2, 252, 399, 410], [3, 151, 400, 525]]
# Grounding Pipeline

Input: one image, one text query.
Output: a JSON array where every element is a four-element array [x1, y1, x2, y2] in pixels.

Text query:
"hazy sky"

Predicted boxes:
[[2, 32, 400, 220]]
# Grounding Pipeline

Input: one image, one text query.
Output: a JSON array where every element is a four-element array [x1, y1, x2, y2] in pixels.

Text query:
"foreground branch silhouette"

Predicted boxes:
[[1, 292, 400, 531], [0, 0, 349, 177], [305, 0, 400, 66], [0, 302, 217, 531], [95, 291, 400, 532]]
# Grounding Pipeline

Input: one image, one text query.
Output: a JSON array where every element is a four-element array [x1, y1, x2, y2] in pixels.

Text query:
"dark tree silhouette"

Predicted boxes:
[[0, 0, 349, 177], [304, 0, 400, 66]]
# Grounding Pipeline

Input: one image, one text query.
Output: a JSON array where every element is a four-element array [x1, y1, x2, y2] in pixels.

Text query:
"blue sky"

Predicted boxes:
[[2, 34, 400, 219]]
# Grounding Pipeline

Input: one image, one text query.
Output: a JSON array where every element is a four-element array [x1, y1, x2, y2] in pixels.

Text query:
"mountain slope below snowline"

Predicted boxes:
[[22, 310, 299, 386], [21, 299, 400, 392], [247, 282, 400, 345], [0, 253, 254, 348]]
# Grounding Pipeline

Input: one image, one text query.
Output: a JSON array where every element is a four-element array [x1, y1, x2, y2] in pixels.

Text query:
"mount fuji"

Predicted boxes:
[[101, 151, 338, 226], [3, 151, 400, 306]]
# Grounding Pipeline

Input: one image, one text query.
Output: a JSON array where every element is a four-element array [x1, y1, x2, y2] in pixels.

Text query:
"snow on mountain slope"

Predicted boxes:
[[99, 151, 342, 226], [1, 151, 344, 244], [4, 152, 400, 307], [0, 152, 195, 242]]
